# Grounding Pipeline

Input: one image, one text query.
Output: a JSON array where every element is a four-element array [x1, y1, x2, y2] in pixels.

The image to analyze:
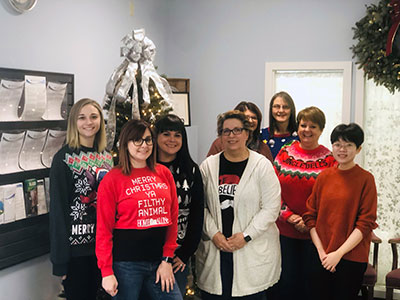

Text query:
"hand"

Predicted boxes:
[[61, 275, 67, 280], [287, 214, 302, 225], [212, 232, 233, 252], [322, 251, 342, 273], [156, 261, 175, 293], [102, 275, 118, 297], [227, 233, 247, 251], [317, 248, 327, 263], [172, 256, 186, 273], [294, 219, 309, 233]]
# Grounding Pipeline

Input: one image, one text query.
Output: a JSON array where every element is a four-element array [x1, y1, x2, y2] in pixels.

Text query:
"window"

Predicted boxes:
[[264, 62, 352, 148]]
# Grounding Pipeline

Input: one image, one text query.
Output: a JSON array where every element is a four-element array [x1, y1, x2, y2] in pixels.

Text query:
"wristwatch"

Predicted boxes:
[[244, 234, 252, 243], [162, 256, 173, 264]]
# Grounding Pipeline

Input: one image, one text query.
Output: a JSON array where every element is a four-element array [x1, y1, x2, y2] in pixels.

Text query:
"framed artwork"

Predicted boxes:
[[167, 78, 190, 93], [170, 92, 191, 126]]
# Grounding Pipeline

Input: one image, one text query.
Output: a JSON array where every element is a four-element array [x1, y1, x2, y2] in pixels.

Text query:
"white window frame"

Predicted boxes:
[[354, 67, 365, 126], [264, 61, 353, 127]]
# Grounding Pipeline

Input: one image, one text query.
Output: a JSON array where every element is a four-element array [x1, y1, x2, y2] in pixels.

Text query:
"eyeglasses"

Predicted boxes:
[[332, 142, 355, 150], [221, 127, 245, 136], [272, 104, 290, 110], [133, 137, 153, 146]]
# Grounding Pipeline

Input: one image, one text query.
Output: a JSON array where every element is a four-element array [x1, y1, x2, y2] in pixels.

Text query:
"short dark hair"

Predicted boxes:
[[154, 114, 195, 180], [118, 119, 155, 175], [330, 123, 364, 148], [269, 91, 297, 137]]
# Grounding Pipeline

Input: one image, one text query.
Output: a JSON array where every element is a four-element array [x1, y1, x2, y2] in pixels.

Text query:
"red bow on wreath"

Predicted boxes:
[[386, 0, 400, 56]]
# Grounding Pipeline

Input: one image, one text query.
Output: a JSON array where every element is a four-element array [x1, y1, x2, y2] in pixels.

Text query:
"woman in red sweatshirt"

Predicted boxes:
[[96, 119, 182, 300], [303, 123, 378, 300]]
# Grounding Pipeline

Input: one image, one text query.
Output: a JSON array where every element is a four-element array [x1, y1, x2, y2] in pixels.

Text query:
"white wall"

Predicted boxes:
[[163, 0, 378, 160]]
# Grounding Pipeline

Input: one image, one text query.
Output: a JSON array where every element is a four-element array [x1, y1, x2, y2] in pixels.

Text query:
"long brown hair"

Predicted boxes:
[[118, 119, 156, 175], [269, 91, 297, 137], [234, 101, 262, 144]]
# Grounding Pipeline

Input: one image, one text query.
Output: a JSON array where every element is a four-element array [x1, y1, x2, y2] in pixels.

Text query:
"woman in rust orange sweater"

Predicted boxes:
[[303, 123, 378, 300]]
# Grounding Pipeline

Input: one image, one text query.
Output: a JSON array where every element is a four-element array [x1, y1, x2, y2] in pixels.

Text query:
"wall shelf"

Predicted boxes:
[[0, 67, 74, 270], [0, 120, 67, 131]]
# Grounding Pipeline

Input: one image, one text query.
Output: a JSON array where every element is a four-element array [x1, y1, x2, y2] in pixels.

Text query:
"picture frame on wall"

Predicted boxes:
[[170, 92, 190, 126]]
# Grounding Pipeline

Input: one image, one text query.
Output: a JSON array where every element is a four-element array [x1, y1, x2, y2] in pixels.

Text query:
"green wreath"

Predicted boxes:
[[351, 0, 400, 94]]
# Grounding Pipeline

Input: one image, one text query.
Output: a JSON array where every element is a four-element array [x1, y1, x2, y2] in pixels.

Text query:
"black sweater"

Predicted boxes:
[[49, 145, 113, 276], [160, 159, 204, 263]]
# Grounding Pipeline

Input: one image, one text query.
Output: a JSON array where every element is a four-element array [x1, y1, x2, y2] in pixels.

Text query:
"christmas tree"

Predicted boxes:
[[103, 28, 174, 158], [103, 72, 173, 158]]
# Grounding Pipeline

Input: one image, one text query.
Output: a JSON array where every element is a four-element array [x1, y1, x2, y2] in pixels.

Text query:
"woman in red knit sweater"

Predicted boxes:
[[303, 123, 378, 300], [273, 106, 336, 300], [96, 119, 182, 300]]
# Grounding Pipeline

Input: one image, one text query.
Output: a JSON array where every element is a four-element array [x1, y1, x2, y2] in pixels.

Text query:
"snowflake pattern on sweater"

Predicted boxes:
[[64, 151, 113, 245]]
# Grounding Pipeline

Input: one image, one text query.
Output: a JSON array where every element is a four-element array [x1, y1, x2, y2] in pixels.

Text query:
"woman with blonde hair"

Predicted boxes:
[[50, 98, 113, 300]]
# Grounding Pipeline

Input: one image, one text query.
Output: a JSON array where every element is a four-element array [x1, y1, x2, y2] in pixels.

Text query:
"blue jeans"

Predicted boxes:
[[113, 260, 183, 300]]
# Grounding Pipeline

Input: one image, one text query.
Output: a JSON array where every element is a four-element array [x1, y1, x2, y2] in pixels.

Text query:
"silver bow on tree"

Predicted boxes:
[[104, 28, 173, 150]]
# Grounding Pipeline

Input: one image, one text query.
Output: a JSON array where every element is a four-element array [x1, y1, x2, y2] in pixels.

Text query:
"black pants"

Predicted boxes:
[[278, 235, 314, 300], [201, 252, 266, 300], [63, 255, 102, 300], [308, 247, 367, 300]]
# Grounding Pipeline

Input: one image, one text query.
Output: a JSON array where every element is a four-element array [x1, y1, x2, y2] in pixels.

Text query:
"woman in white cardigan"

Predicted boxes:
[[196, 110, 281, 299]]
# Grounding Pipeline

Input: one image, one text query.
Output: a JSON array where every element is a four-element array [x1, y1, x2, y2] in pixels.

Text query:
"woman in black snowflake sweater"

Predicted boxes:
[[49, 98, 113, 300], [154, 114, 204, 295]]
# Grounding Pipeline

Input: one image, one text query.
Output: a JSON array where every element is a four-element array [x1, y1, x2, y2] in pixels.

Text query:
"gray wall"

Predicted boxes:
[[163, 0, 376, 160], [0, 0, 378, 299], [0, 0, 169, 102]]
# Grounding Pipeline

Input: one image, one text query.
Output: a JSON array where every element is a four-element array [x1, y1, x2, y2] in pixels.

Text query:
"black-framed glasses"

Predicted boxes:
[[133, 137, 153, 146], [221, 127, 245, 136]]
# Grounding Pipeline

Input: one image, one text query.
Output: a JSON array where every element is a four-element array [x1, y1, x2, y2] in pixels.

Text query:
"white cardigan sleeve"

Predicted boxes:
[[200, 158, 220, 240], [243, 158, 281, 240]]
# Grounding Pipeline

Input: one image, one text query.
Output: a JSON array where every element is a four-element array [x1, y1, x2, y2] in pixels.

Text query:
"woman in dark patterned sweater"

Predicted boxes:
[[154, 114, 204, 296], [50, 98, 112, 300]]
